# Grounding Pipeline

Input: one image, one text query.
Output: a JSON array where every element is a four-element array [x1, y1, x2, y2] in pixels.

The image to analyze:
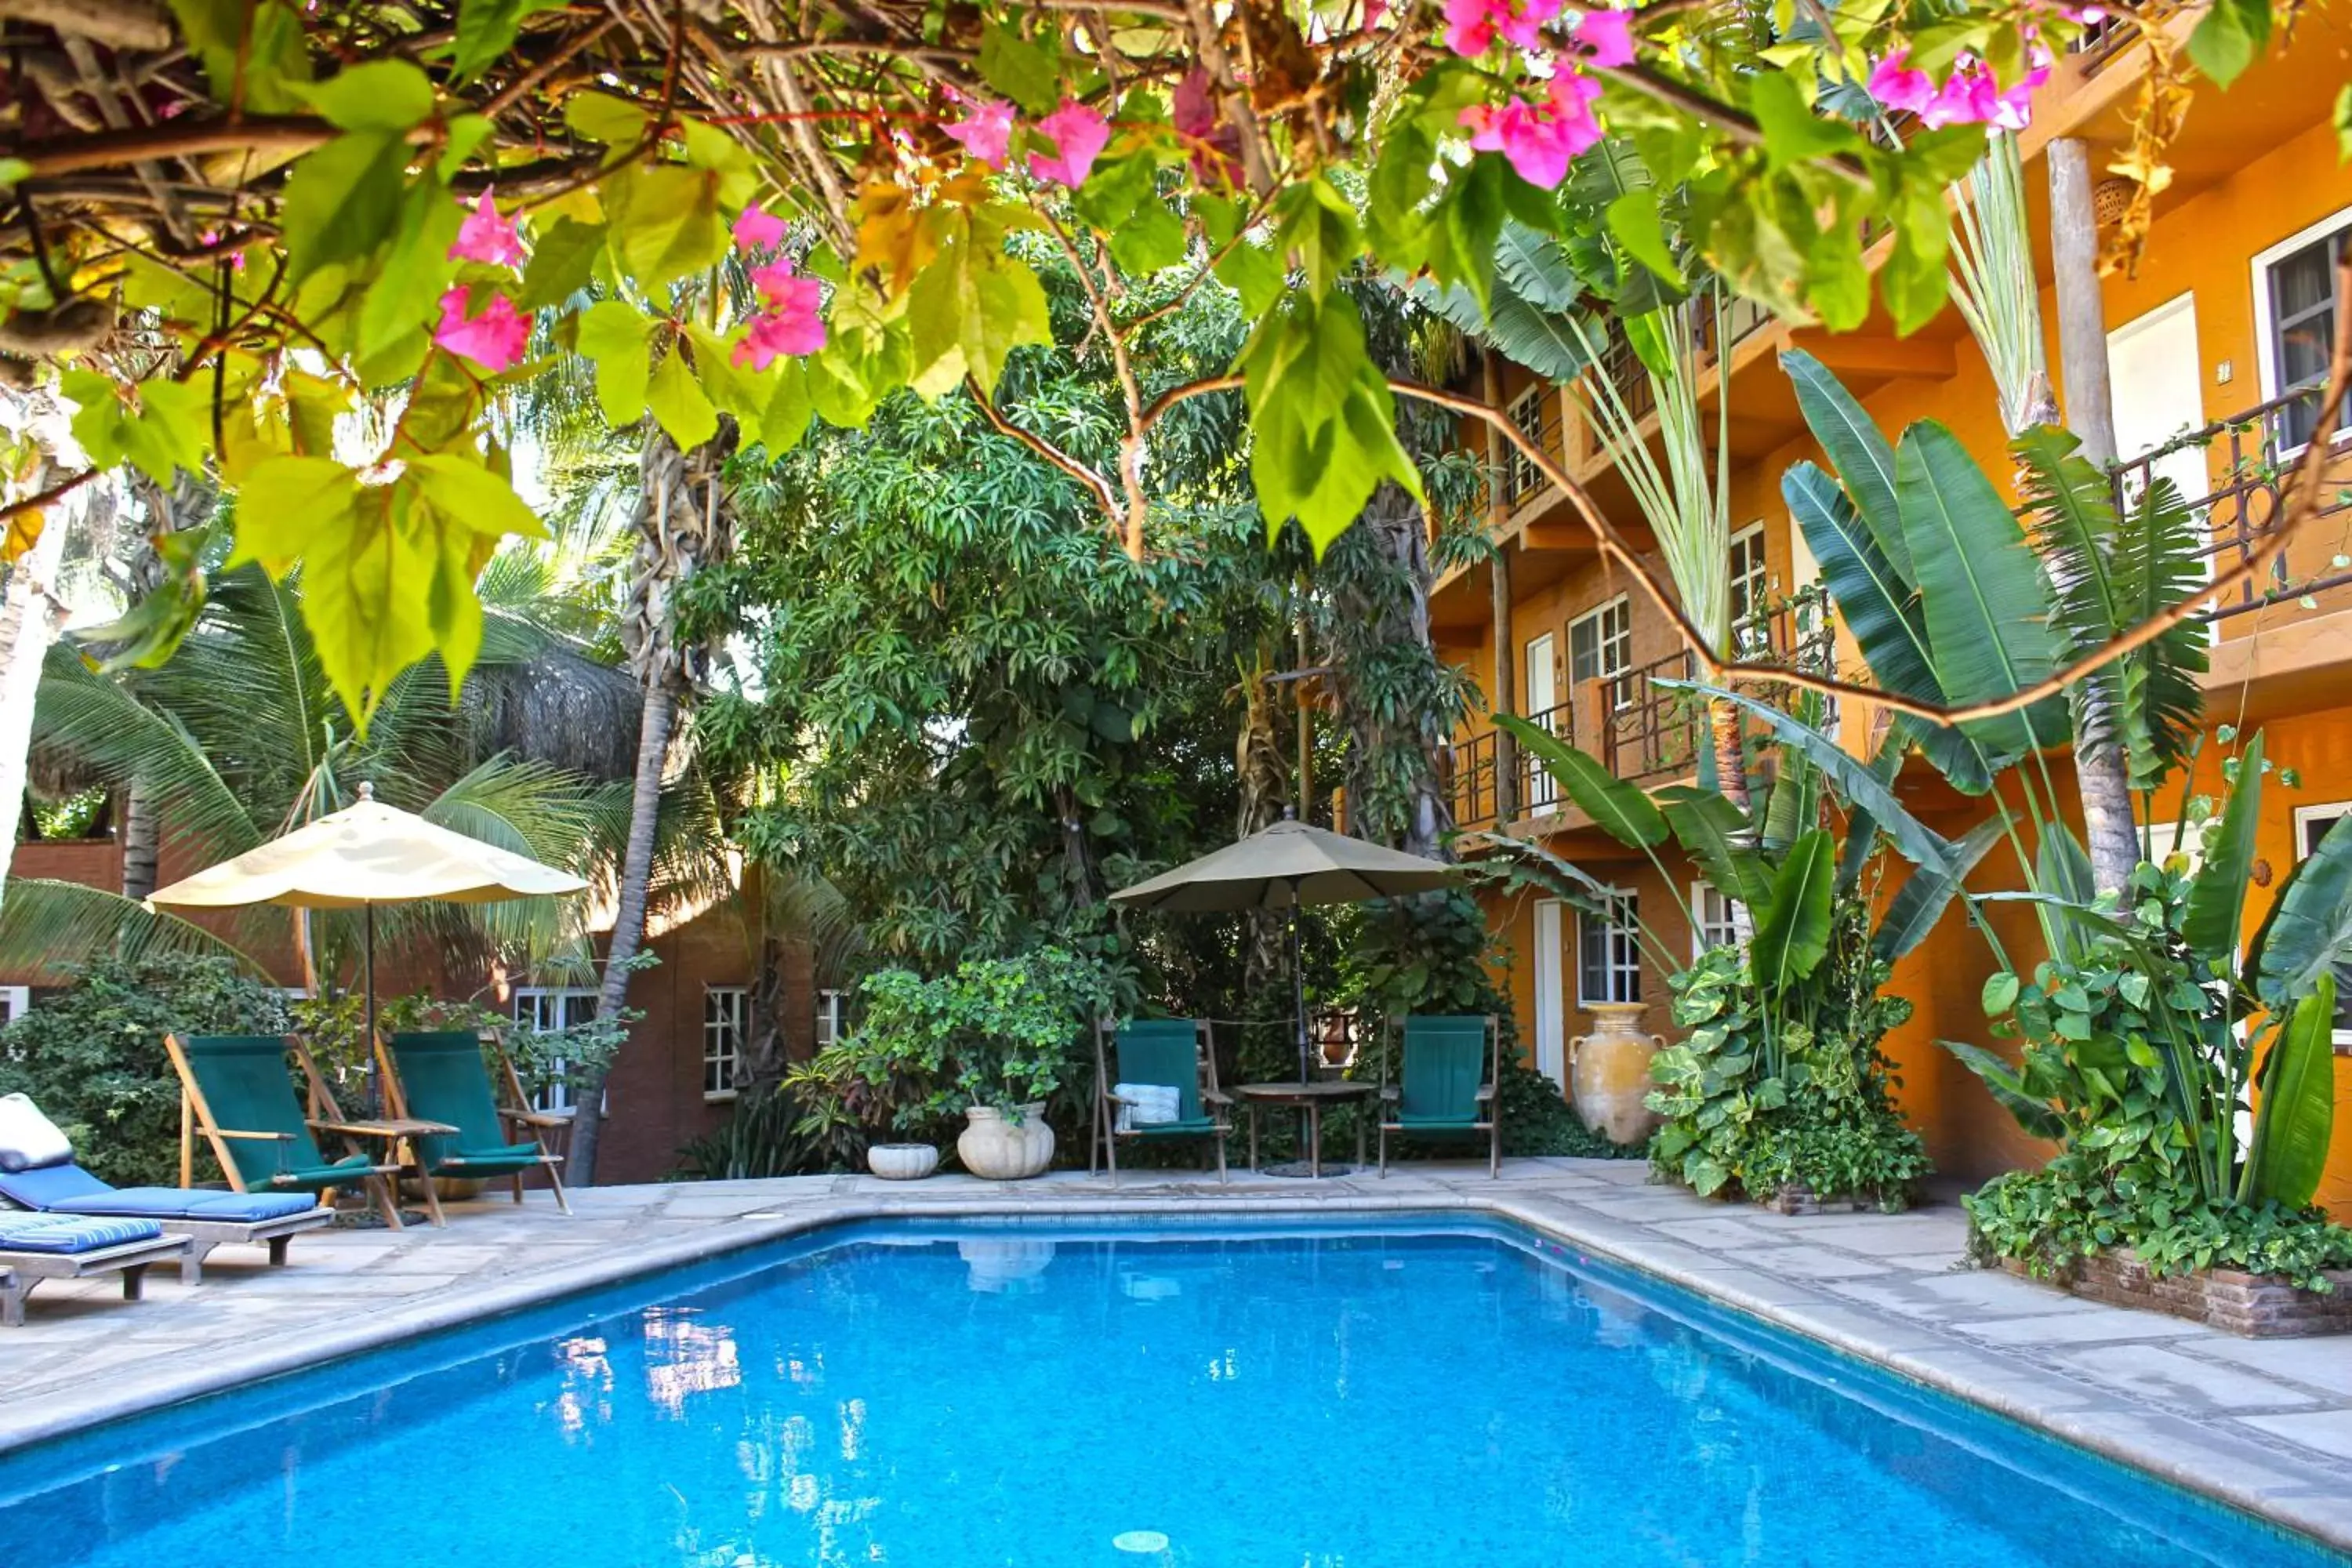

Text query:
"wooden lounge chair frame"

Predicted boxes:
[[1376, 1014, 1502, 1178], [374, 1029, 574, 1218], [1090, 1018, 1232, 1185], [0, 1185, 332, 1284], [165, 1033, 411, 1229], [0, 1232, 191, 1327]]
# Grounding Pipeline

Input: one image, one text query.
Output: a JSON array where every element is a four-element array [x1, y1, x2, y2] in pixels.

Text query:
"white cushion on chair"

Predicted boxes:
[[1112, 1083, 1182, 1133], [0, 1093, 74, 1172]]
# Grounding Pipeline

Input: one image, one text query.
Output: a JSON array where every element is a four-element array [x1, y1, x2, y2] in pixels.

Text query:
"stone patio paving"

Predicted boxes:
[[4, 1156, 2350, 1552]]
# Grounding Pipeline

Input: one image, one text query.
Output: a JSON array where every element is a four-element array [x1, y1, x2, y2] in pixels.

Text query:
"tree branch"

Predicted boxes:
[[963, 374, 1124, 534]]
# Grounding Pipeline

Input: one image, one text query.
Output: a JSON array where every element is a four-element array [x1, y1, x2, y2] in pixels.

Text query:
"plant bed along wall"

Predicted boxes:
[[1991, 1250, 2352, 1338]]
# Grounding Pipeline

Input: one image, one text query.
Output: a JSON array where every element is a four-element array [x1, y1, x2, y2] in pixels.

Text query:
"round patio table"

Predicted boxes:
[[1235, 1081, 1374, 1178]]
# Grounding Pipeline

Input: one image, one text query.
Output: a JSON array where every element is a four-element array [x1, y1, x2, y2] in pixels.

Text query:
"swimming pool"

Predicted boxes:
[[2, 1216, 2343, 1566]]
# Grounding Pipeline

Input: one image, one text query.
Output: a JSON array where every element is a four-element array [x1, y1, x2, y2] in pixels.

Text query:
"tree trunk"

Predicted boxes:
[[120, 777, 159, 898], [1707, 698, 1749, 813], [1330, 485, 1450, 858], [565, 681, 673, 1186], [2048, 136, 2143, 894]]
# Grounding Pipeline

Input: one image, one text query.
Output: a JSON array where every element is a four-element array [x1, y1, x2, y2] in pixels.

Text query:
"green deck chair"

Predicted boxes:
[[166, 1033, 405, 1224], [379, 1032, 572, 1217], [1377, 1014, 1501, 1178], [1091, 1018, 1230, 1184]]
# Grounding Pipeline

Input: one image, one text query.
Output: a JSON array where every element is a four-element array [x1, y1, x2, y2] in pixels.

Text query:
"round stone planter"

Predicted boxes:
[[956, 1102, 1055, 1180], [1570, 1001, 1664, 1148], [866, 1142, 939, 1181]]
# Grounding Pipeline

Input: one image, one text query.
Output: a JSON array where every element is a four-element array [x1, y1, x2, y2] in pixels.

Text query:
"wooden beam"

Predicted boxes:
[[1795, 333, 1957, 379], [1517, 521, 1600, 554], [1483, 352, 1519, 825]]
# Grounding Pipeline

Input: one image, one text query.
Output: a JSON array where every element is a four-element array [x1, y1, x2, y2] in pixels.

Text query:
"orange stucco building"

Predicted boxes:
[[1438, 13, 2352, 1217]]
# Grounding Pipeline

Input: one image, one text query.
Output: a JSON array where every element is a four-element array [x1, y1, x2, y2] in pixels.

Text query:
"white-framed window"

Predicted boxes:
[[0, 986, 29, 1025], [513, 986, 598, 1112], [2252, 209, 2351, 453], [1690, 884, 1744, 960], [2292, 802, 2352, 1045], [1727, 522, 1770, 654], [703, 986, 748, 1099], [1569, 596, 1633, 711], [1577, 891, 1642, 1007], [815, 989, 846, 1050], [1504, 385, 1546, 503]]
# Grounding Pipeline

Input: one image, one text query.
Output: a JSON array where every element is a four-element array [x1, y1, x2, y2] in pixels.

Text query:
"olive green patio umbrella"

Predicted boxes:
[[1111, 812, 1458, 1080], [147, 782, 588, 1106]]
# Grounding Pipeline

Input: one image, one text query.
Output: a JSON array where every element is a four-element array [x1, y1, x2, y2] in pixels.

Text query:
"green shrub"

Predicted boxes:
[[674, 1086, 822, 1180], [0, 953, 290, 1186], [1966, 1162, 2352, 1293]]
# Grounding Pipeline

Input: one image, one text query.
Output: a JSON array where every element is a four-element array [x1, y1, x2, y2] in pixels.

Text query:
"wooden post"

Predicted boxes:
[[1483, 353, 1519, 825]]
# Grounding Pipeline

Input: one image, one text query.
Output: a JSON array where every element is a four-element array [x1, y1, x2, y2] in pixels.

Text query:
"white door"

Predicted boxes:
[[1523, 632, 1558, 810], [1532, 899, 1566, 1089]]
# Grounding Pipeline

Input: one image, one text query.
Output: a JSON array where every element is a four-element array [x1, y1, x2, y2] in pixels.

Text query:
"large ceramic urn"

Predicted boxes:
[[1570, 1003, 1664, 1148], [956, 1102, 1056, 1179]]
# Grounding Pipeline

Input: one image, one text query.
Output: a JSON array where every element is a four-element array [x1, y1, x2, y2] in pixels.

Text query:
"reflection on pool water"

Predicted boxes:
[[3, 1218, 2343, 1567]]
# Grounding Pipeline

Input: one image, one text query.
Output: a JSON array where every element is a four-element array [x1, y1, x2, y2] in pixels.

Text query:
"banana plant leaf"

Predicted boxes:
[[1780, 349, 1906, 576], [1939, 1039, 2068, 1142], [2035, 822, 2099, 965], [1751, 829, 1835, 994], [1658, 681, 1955, 873], [2239, 978, 2338, 1209], [1871, 813, 2008, 961], [2183, 731, 2263, 967], [1761, 730, 1820, 854], [1894, 422, 2069, 760], [1457, 830, 1620, 924], [1655, 782, 1773, 911], [2249, 808, 2352, 1009], [1494, 713, 1668, 849]]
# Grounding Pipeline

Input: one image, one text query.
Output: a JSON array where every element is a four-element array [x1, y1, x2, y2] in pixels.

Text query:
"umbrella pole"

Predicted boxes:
[[364, 902, 379, 1117], [1290, 901, 1308, 1083]]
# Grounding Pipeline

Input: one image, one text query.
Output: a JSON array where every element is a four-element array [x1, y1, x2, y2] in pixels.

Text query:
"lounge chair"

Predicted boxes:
[[165, 1033, 408, 1228], [1377, 1014, 1501, 1178], [0, 1093, 332, 1283], [1091, 1018, 1230, 1184], [377, 1031, 572, 1216], [0, 1213, 189, 1327]]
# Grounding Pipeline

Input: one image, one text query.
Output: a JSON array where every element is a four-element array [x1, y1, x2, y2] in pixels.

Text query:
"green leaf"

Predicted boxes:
[[758, 360, 814, 455], [0, 158, 30, 194], [2184, 730, 2263, 966], [451, 0, 567, 83], [906, 230, 1053, 398], [1656, 783, 1770, 909], [1779, 350, 1903, 575], [401, 452, 549, 543], [575, 300, 655, 426], [1216, 243, 1287, 316], [1873, 811, 2005, 962], [2251, 808, 2352, 1007], [1275, 179, 1361, 300], [978, 19, 1061, 116], [517, 217, 606, 311], [2186, 0, 2269, 86], [2336, 84, 2352, 160], [1981, 971, 2021, 1016], [299, 60, 434, 131], [1896, 420, 2064, 757], [646, 347, 720, 448], [563, 92, 649, 147], [1748, 74, 1862, 172], [1939, 1039, 2066, 1142], [685, 325, 771, 424], [1604, 187, 1682, 287], [2242, 978, 2336, 1207], [1493, 713, 1667, 848], [167, 0, 311, 114], [1751, 829, 1835, 995], [358, 176, 463, 358], [279, 132, 412, 282], [605, 165, 728, 290], [1109, 195, 1188, 276]]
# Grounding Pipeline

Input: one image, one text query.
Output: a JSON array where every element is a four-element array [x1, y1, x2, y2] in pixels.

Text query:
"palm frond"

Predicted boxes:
[[0, 878, 269, 975], [33, 642, 261, 858], [1949, 132, 2049, 435]]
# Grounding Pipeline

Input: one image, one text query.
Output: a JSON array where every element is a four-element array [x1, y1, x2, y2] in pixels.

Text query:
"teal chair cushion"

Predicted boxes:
[[1397, 1015, 1489, 1123], [386, 1032, 514, 1172], [1113, 1021, 1207, 1127]]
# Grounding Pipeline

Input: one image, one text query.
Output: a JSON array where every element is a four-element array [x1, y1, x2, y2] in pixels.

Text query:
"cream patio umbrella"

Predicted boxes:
[[147, 782, 590, 1104], [1111, 811, 1458, 1081]]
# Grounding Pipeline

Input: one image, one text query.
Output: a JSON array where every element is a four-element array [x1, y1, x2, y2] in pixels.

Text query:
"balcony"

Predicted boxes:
[[1446, 595, 1837, 832]]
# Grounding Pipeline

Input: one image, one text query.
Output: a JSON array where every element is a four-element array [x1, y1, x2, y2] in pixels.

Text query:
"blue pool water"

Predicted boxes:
[[2, 1217, 2343, 1566]]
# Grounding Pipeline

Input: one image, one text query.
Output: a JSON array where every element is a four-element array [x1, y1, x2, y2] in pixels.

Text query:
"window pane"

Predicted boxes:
[[2271, 229, 2350, 448]]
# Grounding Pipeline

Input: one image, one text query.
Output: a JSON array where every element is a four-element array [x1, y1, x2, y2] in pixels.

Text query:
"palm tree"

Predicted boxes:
[[0, 563, 626, 986]]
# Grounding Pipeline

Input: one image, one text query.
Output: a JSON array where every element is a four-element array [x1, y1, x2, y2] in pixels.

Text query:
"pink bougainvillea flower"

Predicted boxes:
[[1570, 7, 1635, 68], [1865, 49, 1935, 115], [1174, 69, 1243, 184], [198, 228, 246, 273], [1443, 0, 1563, 56], [434, 285, 532, 373], [448, 190, 526, 270], [1027, 100, 1112, 189], [1362, 0, 1388, 25], [1460, 71, 1602, 191], [732, 205, 787, 253], [732, 263, 826, 370], [942, 94, 1017, 169]]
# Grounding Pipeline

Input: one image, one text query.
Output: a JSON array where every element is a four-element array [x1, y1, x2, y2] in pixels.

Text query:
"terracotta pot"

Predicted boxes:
[[866, 1142, 938, 1180], [1570, 1002, 1664, 1147], [956, 1102, 1055, 1180]]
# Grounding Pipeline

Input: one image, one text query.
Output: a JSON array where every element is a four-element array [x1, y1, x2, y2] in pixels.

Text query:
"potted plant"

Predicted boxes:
[[784, 989, 956, 1179], [941, 949, 1109, 1181]]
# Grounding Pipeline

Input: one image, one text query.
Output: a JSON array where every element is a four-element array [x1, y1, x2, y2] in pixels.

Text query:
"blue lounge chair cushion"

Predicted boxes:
[[0, 1213, 164, 1254], [0, 1162, 318, 1222]]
